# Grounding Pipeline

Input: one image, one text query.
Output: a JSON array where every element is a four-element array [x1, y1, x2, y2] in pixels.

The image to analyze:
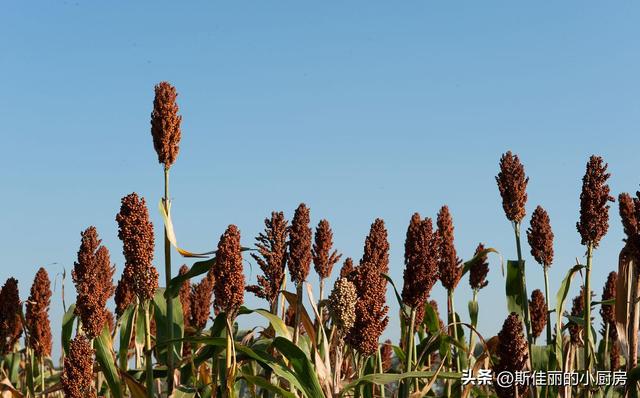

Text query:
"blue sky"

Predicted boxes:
[[2, 2, 639, 358]]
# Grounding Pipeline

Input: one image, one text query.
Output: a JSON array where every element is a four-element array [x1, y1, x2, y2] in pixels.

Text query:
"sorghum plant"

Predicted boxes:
[[527, 205, 554, 343]]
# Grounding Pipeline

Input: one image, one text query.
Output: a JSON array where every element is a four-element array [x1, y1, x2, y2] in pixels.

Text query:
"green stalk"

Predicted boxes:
[[40, 356, 45, 394], [448, 290, 461, 373], [143, 302, 154, 398], [224, 318, 235, 398], [292, 283, 303, 346], [468, 289, 478, 363], [401, 308, 416, 398], [163, 166, 175, 394], [584, 242, 593, 396], [514, 222, 533, 355], [543, 266, 552, 345], [603, 323, 609, 370], [376, 346, 386, 398]]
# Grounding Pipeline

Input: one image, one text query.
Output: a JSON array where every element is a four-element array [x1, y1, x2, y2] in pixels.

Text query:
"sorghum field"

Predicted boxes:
[[1, 82, 639, 398]]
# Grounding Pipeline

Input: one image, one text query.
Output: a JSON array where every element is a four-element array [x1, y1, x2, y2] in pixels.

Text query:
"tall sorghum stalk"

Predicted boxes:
[[143, 301, 154, 398], [313, 219, 342, 345], [527, 205, 554, 344], [400, 213, 438, 397], [151, 81, 182, 392], [496, 151, 532, 353], [212, 225, 244, 398], [116, 193, 159, 396], [436, 206, 462, 375], [288, 204, 312, 346], [576, 155, 613, 383], [468, 243, 489, 362]]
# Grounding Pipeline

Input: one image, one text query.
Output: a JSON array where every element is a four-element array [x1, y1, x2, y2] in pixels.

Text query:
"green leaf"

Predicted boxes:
[[61, 304, 76, 355], [239, 307, 291, 340], [272, 337, 325, 398], [240, 372, 296, 398], [94, 325, 123, 398], [118, 304, 136, 371], [153, 288, 184, 365], [505, 260, 525, 317], [531, 345, 552, 371], [382, 273, 409, 318], [422, 301, 441, 334], [554, 263, 584, 369], [165, 257, 215, 299], [120, 370, 147, 398]]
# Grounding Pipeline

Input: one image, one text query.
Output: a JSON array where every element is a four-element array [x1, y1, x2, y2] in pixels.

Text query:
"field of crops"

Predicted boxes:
[[1, 82, 638, 398]]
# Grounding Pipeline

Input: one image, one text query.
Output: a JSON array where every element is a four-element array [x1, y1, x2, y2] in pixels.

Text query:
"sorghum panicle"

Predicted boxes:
[[339, 257, 354, 279], [150, 81, 182, 168], [496, 151, 529, 223], [0, 278, 22, 354], [178, 265, 192, 329], [61, 335, 96, 398], [246, 211, 289, 306], [469, 243, 489, 290], [73, 226, 115, 339], [190, 271, 215, 330], [527, 205, 554, 267], [401, 213, 438, 308], [328, 277, 357, 337], [529, 289, 547, 340], [494, 313, 529, 398], [116, 193, 159, 302], [26, 268, 52, 357], [437, 206, 462, 291], [114, 274, 135, 317], [577, 155, 614, 248], [213, 225, 244, 320], [313, 219, 342, 280], [600, 271, 617, 339], [347, 219, 390, 356], [288, 203, 312, 284]]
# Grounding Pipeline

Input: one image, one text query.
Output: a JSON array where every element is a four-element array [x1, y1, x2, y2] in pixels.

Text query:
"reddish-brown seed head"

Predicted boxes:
[[577, 155, 614, 248], [402, 213, 438, 309], [114, 273, 135, 317], [600, 271, 617, 340], [62, 335, 96, 398], [313, 219, 342, 280], [436, 206, 461, 291], [246, 211, 289, 306], [339, 257, 354, 279], [73, 226, 115, 339], [469, 243, 489, 291], [618, 192, 640, 255], [527, 206, 555, 267], [494, 313, 529, 398], [190, 271, 215, 330], [116, 193, 159, 302], [288, 203, 312, 284], [360, 218, 390, 274], [529, 289, 547, 340], [496, 151, 529, 223], [26, 268, 52, 357], [178, 265, 192, 329], [213, 225, 244, 320], [569, 287, 588, 345], [150, 81, 182, 168], [346, 219, 390, 356], [0, 278, 22, 355], [381, 339, 393, 371]]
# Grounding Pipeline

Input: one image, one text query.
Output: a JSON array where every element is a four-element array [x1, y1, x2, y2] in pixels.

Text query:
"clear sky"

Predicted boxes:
[[2, 2, 639, 359]]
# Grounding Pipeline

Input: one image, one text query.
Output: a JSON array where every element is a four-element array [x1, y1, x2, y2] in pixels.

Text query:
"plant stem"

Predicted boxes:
[[163, 166, 175, 394], [584, 242, 593, 397], [292, 283, 303, 346], [448, 290, 461, 373], [543, 266, 552, 345], [224, 318, 235, 398], [376, 346, 386, 398], [468, 289, 478, 364], [402, 308, 416, 398], [143, 301, 154, 398], [514, 222, 533, 355], [603, 323, 609, 371]]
